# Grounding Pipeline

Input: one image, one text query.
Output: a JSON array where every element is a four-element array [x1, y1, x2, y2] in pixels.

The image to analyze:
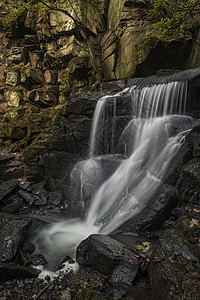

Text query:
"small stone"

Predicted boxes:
[[19, 181, 31, 190], [31, 254, 47, 266], [45, 275, 51, 282]]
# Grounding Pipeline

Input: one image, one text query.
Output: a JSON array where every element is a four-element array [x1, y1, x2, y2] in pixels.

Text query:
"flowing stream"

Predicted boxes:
[[33, 80, 199, 270]]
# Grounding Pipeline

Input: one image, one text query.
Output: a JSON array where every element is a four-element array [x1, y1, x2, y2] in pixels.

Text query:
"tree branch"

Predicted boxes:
[[38, 0, 97, 37]]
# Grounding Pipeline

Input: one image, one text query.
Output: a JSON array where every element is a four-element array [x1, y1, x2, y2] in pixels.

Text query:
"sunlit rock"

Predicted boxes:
[[6, 71, 19, 86], [4, 89, 22, 107]]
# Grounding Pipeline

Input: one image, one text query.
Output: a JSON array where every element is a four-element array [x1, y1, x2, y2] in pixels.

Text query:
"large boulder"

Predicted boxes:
[[0, 213, 32, 262], [115, 185, 178, 234]]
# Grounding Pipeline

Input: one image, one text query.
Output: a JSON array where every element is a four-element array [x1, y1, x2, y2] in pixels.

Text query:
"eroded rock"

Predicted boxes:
[[0, 263, 40, 281], [0, 213, 32, 262], [76, 234, 140, 276]]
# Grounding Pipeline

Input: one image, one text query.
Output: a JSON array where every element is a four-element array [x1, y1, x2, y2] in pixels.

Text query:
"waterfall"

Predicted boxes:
[[32, 79, 198, 269]]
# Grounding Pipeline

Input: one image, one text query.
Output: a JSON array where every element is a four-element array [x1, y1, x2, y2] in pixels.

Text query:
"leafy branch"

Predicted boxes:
[[149, 0, 200, 39], [1, 0, 97, 39]]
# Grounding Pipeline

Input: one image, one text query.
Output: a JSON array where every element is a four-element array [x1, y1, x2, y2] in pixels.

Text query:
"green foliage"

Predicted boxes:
[[11, 62, 30, 71], [149, 0, 200, 39], [1, 0, 50, 36], [2, 1, 32, 36], [59, 73, 70, 95]]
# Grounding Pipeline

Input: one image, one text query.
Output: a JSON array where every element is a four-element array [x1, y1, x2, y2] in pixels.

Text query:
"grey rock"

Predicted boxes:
[[0, 213, 32, 262], [177, 160, 200, 204], [31, 254, 47, 266], [0, 262, 40, 281], [0, 181, 18, 203], [18, 189, 36, 205], [115, 185, 178, 234], [76, 234, 140, 276]]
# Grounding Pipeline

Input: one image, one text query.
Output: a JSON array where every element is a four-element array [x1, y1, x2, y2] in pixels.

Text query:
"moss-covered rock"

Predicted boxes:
[[22, 145, 46, 163], [6, 71, 19, 86], [107, 0, 126, 30], [6, 126, 26, 140], [21, 68, 44, 86]]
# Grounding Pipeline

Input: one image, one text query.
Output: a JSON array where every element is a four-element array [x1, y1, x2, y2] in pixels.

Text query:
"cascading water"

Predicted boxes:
[[32, 79, 199, 270]]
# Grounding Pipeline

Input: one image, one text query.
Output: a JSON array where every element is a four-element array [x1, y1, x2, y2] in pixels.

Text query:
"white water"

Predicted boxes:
[[33, 80, 196, 269]]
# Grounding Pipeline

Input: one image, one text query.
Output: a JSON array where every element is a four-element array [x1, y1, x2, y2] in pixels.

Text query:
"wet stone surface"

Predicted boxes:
[[149, 204, 200, 300]]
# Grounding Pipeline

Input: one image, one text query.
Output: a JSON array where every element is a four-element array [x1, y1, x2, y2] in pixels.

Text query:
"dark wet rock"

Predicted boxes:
[[76, 234, 140, 277], [149, 228, 200, 299], [15, 249, 32, 266], [34, 192, 48, 206], [164, 124, 200, 186], [41, 151, 77, 189], [0, 153, 14, 164], [31, 254, 47, 266], [77, 234, 122, 275], [1, 165, 24, 181], [187, 124, 200, 159], [0, 263, 40, 281], [109, 258, 140, 289], [18, 181, 31, 190], [115, 185, 178, 234], [22, 145, 46, 163], [0, 194, 23, 214], [0, 181, 18, 204], [177, 160, 200, 204], [18, 189, 36, 206], [23, 241, 35, 255], [70, 155, 126, 217], [0, 214, 32, 262], [64, 93, 99, 118], [61, 256, 75, 265], [27, 182, 48, 206], [48, 191, 62, 206], [101, 80, 126, 93]]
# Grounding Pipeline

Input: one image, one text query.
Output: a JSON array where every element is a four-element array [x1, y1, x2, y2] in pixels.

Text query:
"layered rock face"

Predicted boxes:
[[0, 0, 198, 107]]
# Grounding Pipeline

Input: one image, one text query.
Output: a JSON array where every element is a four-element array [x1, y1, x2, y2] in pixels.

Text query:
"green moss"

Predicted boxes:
[[136, 37, 158, 64], [22, 145, 45, 163], [51, 107, 62, 129], [108, 0, 126, 30], [79, 288, 108, 300]]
